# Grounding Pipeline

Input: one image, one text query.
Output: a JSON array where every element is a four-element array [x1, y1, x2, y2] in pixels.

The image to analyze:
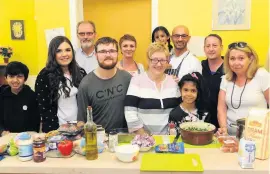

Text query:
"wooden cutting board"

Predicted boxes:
[[140, 153, 204, 172]]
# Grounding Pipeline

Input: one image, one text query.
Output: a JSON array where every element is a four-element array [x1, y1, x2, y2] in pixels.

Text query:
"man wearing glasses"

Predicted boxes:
[[77, 37, 132, 133], [75, 21, 98, 73], [167, 25, 202, 81]]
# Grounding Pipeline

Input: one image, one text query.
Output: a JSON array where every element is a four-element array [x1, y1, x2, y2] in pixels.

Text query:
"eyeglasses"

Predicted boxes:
[[149, 58, 168, 64], [78, 32, 95, 37], [172, 34, 189, 39], [97, 49, 118, 54], [228, 42, 247, 49]]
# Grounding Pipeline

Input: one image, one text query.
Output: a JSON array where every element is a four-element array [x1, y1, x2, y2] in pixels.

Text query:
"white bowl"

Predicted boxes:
[[139, 146, 153, 152], [115, 144, 139, 162]]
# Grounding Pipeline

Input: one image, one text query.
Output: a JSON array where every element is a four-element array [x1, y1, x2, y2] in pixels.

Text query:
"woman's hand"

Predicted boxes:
[[215, 127, 228, 137], [77, 121, 85, 128], [134, 128, 148, 135], [171, 75, 180, 83]]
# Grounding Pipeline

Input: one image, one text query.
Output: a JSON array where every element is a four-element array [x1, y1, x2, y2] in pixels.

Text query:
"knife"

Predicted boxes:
[[173, 132, 180, 144]]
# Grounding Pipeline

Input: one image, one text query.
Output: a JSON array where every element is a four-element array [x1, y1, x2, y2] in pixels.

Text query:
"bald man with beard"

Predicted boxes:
[[166, 25, 202, 81]]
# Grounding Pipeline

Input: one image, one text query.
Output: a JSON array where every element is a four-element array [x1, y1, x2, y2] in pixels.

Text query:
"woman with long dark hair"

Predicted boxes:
[[35, 36, 86, 133]]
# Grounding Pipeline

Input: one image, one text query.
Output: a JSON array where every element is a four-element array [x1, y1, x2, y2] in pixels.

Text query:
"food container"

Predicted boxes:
[[115, 144, 139, 162], [33, 134, 46, 163], [230, 118, 245, 140], [218, 136, 239, 153], [180, 122, 216, 145], [238, 138, 256, 168], [47, 135, 64, 150], [58, 121, 83, 136], [111, 128, 135, 144], [17, 132, 33, 161], [109, 130, 118, 153], [131, 134, 155, 152]]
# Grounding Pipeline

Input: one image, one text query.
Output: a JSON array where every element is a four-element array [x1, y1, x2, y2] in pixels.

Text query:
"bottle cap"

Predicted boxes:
[[109, 129, 117, 135], [19, 132, 31, 140]]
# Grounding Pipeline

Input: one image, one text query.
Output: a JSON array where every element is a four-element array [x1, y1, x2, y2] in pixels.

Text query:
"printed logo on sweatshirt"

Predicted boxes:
[[96, 84, 124, 101]]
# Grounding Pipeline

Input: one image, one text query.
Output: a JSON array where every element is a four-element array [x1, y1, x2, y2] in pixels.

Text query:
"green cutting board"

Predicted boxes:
[[153, 135, 221, 148], [140, 153, 204, 172]]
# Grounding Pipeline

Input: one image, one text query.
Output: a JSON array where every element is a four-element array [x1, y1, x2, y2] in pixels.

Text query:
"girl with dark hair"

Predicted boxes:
[[35, 36, 86, 133], [152, 26, 173, 52], [168, 72, 211, 133]]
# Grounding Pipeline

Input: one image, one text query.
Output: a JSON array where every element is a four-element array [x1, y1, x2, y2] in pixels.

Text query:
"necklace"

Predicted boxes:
[[230, 78, 248, 109]]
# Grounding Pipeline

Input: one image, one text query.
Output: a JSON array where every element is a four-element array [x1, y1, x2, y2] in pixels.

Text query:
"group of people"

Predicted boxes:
[[0, 20, 269, 137]]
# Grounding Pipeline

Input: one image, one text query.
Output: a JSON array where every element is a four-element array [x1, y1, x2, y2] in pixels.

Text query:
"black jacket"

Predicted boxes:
[[0, 85, 8, 94], [201, 59, 224, 128], [35, 68, 86, 133], [0, 85, 40, 135]]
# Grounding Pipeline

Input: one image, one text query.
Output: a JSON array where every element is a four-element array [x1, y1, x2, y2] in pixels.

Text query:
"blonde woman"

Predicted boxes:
[[124, 42, 180, 135], [217, 42, 269, 136]]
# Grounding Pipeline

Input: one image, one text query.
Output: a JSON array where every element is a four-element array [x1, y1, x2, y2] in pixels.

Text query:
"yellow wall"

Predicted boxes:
[[1, 0, 268, 75], [34, 0, 70, 72], [159, 0, 269, 65], [0, 0, 38, 74], [83, 0, 151, 67], [0, 0, 71, 75]]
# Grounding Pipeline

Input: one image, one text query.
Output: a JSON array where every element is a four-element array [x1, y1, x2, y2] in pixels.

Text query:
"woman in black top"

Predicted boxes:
[[35, 36, 86, 133]]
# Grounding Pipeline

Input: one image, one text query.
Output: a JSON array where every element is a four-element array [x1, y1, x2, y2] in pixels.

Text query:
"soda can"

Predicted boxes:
[[238, 138, 256, 169]]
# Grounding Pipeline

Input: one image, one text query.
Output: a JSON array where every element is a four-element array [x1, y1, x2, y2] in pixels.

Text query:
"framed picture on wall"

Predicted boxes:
[[212, 0, 251, 30], [10, 20, 25, 40]]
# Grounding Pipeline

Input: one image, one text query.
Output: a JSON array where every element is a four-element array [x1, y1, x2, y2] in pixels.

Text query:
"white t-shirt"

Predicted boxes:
[[57, 74, 78, 125], [169, 50, 202, 80], [220, 68, 269, 135], [75, 48, 98, 74]]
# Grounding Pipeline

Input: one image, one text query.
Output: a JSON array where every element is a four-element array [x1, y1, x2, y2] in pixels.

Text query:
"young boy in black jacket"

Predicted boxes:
[[0, 61, 40, 136]]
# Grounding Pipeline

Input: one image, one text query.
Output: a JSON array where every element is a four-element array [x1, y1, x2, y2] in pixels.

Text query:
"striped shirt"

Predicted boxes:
[[124, 72, 180, 135]]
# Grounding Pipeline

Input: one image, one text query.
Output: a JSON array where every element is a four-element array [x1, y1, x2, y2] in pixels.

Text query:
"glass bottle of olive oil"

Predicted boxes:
[[84, 106, 98, 160]]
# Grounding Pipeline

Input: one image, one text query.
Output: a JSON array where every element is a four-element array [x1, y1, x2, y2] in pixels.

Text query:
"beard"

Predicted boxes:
[[98, 58, 118, 70], [174, 41, 187, 50], [81, 39, 93, 49]]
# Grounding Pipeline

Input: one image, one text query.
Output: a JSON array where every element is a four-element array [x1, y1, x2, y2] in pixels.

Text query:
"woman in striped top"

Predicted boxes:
[[124, 42, 180, 135]]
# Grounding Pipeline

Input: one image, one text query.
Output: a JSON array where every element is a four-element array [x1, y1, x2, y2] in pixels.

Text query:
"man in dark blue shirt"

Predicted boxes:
[[202, 34, 224, 129]]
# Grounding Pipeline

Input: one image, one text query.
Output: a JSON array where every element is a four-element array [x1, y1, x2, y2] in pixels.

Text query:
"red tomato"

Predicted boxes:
[[57, 140, 73, 156]]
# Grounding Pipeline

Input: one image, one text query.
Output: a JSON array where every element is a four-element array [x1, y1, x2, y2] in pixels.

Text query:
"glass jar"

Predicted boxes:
[[17, 132, 33, 162], [33, 134, 46, 163], [97, 127, 105, 153], [109, 130, 118, 153]]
